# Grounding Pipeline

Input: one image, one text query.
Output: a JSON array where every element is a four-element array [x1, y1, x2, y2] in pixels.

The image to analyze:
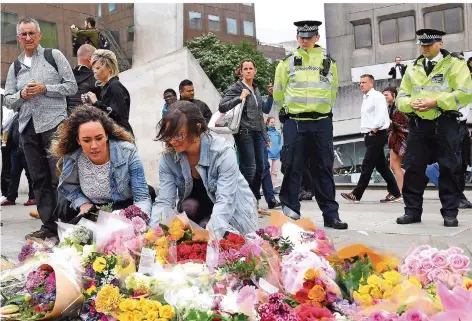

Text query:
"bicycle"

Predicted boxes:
[[333, 147, 355, 175]]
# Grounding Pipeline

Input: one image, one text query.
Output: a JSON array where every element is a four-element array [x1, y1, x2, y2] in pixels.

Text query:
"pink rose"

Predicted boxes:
[[386, 314, 400, 321], [402, 308, 428, 321], [427, 268, 450, 283], [413, 245, 431, 256], [406, 257, 421, 274], [447, 246, 464, 255], [315, 229, 328, 241], [264, 226, 281, 239], [431, 250, 449, 269], [419, 248, 439, 259], [417, 257, 434, 276], [368, 311, 388, 321], [448, 254, 470, 274], [447, 273, 463, 289]]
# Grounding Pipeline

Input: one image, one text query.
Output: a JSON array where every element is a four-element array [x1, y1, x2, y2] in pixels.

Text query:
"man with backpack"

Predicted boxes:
[[4, 18, 77, 241], [71, 17, 108, 51]]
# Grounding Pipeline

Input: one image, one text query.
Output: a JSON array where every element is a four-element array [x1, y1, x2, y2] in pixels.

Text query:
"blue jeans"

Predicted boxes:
[[233, 128, 266, 199], [261, 146, 275, 202]]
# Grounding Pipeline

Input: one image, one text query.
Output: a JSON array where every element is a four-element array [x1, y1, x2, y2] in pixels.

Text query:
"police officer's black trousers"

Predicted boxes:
[[403, 115, 462, 218], [279, 118, 339, 221]]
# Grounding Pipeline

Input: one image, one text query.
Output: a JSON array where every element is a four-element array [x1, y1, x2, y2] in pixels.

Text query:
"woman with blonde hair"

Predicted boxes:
[[52, 106, 151, 222], [84, 49, 133, 134]]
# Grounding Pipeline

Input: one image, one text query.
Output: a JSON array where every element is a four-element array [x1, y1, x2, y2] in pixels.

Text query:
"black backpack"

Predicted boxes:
[[14, 48, 58, 78], [98, 31, 110, 50]]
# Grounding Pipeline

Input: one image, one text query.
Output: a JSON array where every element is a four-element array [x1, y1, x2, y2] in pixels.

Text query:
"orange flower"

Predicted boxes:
[[308, 285, 326, 304], [304, 269, 320, 281]]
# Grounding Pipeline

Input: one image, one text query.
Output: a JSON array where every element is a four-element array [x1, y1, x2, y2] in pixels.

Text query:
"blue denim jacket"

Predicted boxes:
[[58, 140, 151, 214], [151, 133, 258, 238]]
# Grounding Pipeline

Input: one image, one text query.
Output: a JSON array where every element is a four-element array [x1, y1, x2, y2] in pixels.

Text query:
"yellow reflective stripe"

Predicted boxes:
[[412, 86, 453, 93], [397, 92, 411, 98], [273, 85, 285, 91], [287, 82, 331, 89], [285, 97, 331, 104], [289, 56, 295, 76], [458, 87, 472, 94], [454, 94, 464, 109]]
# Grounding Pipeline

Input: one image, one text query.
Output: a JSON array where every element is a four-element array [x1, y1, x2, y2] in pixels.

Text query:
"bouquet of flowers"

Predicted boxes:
[[61, 226, 93, 252], [173, 242, 207, 263], [352, 270, 403, 308], [294, 268, 341, 308], [117, 297, 175, 321], [119, 205, 150, 225], [257, 293, 299, 321], [17, 240, 54, 263], [400, 245, 470, 289], [255, 226, 294, 256]]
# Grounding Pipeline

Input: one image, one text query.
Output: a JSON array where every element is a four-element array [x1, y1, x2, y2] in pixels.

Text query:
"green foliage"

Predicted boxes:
[[334, 254, 374, 300], [185, 309, 250, 321], [186, 33, 279, 95], [219, 255, 268, 280]]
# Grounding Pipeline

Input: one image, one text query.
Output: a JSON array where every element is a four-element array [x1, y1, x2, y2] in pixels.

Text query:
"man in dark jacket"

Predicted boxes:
[[179, 79, 213, 123], [1, 113, 35, 207], [388, 57, 407, 79], [67, 44, 101, 114]]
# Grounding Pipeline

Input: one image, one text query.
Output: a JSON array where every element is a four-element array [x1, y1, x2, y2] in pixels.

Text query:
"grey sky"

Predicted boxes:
[[254, 2, 327, 47]]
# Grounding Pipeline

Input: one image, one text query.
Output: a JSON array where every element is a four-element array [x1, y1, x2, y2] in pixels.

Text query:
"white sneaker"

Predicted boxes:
[[0, 196, 6, 203]]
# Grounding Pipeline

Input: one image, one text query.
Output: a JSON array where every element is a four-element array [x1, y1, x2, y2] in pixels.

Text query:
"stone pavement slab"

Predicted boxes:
[[2, 189, 472, 261]]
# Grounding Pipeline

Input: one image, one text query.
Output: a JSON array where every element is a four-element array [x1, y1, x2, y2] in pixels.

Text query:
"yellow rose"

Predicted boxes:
[[358, 284, 372, 295], [304, 268, 320, 280], [370, 287, 383, 300], [367, 275, 382, 286], [145, 301, 162, 312], [380, 279, 393, 290], [382, 271, 402, 286], [86, 285, 97, 295], [132, 311, 144, 321], [355, 293, 372, 306], [118, 312, 133, 321], [408, 277, 423, 288], [382, 289, 393, 300], [146, 311, 159, 321], [157, 248, 168, 258], [155, 236, 168, 247], [92, 257, 107, 273], [159, 305, 175, 319]]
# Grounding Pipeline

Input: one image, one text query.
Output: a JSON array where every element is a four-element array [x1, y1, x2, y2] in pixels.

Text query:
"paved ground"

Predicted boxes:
[[1, 189, 472, 260]]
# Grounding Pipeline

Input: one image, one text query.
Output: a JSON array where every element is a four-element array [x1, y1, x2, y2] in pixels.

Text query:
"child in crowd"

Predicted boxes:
[[266, 117, 282, 188]]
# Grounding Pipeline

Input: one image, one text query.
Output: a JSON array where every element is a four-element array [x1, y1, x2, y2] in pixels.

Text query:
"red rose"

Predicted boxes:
[[227, 233, 246, 245], [303, 280, 316, 290], [294, 304, 334, 321], [295, 288, 310, 304]]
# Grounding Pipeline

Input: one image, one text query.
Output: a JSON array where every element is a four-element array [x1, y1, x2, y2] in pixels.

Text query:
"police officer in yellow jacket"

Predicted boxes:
[[273, 20, 348, 229], [396, 29, 472, 227]]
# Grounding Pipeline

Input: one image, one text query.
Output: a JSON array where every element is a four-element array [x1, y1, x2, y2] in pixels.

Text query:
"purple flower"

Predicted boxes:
[[85, 265, 96, 279]]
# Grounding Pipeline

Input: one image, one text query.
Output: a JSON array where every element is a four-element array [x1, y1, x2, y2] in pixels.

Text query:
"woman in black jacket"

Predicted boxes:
[[219, 59, 270, 201], [85, 49, 133, 135]]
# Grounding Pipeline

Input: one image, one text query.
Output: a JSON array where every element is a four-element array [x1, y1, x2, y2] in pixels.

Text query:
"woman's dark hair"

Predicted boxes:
[[155, 100, 208, 144], [266, 116, 275, 125], [50, 105, 134, 158], [382, 86, 398, 99], [239, 58, 256, 70]]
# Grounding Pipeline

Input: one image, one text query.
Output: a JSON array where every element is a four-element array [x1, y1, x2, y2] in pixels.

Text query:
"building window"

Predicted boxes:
[[189, 11, 202, 30], [242, 3, 253, 6], [379, 16, 415, 44], [111, 30, 120, 45], [354, 24, 371, 49], [126, 25, 134, 42], [208, 15, 220, 32], [125, 3, 134, 8], [37, 19, 58, 48], [97, 4, 102, 17], [226, 18, 238, 35], [243, 20, 254, 37], [108, 3, 116, 13], [1, 12, 17, 45], [425, 7, 464, 34]]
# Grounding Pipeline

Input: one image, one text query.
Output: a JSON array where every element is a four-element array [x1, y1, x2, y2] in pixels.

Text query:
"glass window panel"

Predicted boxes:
[[379, 19, 397, 44], [126, 25, 134, 42], [424, 11, 443, 31], [398, 16, 415, 42], [37, 19, 58, 48], [354, 24, 371, 49], [208, 15, 220, 32], [243, 20, 254, 37], [227, 17, 238, 35], [189, 11, 202, 30], [444, 7, 463, 34], [108, 3, 116, 12], [1, 12, 17, 45]]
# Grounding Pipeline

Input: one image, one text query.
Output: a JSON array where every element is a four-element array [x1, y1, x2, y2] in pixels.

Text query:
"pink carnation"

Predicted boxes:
[[431, 250, 449, 269], [237, 285, 258, 306], [367, 311, 390, 321], [448, 254, 470, 274]]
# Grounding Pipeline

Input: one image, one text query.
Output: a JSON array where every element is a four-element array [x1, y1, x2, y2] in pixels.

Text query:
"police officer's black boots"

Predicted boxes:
[[444, 217, 459, 227], [396, 214, 422, 224]]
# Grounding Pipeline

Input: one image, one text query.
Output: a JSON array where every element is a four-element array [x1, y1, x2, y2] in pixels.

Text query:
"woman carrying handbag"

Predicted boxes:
[[219, 59, 270, 202]]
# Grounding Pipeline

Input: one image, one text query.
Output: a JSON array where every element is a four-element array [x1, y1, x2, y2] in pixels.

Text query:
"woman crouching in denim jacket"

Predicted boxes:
[[52, 106, 152, 222], [151, 101, 258, 238]]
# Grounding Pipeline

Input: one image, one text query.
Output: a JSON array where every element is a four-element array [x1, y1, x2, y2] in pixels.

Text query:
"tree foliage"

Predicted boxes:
[[186, 33, 279, 95]]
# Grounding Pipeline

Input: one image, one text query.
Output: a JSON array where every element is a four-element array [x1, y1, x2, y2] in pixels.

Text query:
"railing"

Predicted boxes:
[[101, 29, 132, 72]]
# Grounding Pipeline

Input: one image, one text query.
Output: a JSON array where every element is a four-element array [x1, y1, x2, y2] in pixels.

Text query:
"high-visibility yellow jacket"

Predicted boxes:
[[273, 45, 338, 120], [397, 50, 472, 120]]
